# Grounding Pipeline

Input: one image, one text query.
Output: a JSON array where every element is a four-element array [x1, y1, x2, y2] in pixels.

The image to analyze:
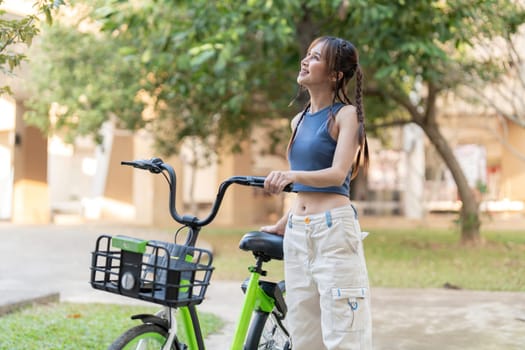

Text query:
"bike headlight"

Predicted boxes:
[[121, 271, 136, 290]]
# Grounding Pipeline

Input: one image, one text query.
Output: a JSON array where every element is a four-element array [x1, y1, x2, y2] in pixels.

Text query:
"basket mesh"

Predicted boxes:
[[90, 235, 214, 307]]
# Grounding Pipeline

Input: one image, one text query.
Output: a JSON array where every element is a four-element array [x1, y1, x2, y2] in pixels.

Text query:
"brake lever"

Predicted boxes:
[[148, 157, 164, 174]]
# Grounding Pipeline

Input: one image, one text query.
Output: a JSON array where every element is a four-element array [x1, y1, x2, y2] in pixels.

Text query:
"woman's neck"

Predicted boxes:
[[308, 88, 336, 113]]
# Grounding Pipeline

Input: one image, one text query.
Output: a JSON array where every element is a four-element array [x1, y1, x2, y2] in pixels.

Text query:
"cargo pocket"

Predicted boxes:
[[331, 287, 370, 333]]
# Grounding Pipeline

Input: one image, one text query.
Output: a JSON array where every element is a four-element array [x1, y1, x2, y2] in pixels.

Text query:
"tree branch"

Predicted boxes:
[[366, 85, 423, 123]]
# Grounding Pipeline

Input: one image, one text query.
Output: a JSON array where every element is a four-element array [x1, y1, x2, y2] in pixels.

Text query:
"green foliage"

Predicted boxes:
[[0, 0, 63, 94], [335, 1, 525, 113], [24, 0, 525, 153], [0, 302, 223, 349], [92, 0, 302, 155], [24, 20, 146, 143]]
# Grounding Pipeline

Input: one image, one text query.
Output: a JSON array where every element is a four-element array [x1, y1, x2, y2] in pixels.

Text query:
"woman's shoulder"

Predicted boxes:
[[291, 111, 304, 130], [336, 104, 357, 120]]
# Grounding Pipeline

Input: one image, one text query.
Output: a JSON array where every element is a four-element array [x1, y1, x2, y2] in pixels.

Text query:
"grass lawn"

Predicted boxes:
[[0, 303, 222, 350], [205, 225, 525, 292]]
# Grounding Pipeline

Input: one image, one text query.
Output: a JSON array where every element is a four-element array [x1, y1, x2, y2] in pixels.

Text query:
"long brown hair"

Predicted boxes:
[[288, 36, 369, 179]]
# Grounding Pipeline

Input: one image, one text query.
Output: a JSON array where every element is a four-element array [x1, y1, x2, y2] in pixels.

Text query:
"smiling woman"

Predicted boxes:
[[261, 36, 372, 350]]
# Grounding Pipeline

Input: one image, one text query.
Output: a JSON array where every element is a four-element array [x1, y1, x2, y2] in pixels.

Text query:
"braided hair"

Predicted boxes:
[[289, 36, 369, 179]]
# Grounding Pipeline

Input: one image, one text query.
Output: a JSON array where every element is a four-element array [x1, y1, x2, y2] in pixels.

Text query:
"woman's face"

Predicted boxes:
[[297, 41, 331, 88]]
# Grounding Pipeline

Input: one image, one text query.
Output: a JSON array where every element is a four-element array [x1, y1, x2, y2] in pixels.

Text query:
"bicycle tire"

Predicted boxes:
[[244, 310, 291, 350], [108, 324, 180, 350]]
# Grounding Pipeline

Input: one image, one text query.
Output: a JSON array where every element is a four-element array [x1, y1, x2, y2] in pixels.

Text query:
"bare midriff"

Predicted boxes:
[[291, 192, 351, 216]]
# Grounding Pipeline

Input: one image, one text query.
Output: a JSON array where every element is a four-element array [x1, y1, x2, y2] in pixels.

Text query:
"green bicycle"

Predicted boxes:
[[90, 158, 292, 350]]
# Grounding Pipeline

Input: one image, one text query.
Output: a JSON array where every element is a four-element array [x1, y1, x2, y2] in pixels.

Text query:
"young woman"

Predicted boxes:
[[262, 36, 372, 349]]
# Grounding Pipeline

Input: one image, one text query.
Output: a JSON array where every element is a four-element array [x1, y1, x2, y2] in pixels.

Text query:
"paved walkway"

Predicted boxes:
[[1, 222, 524, 349]]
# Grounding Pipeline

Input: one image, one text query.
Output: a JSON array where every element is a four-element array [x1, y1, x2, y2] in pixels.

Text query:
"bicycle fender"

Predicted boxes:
[[131, 314, 169, 331]]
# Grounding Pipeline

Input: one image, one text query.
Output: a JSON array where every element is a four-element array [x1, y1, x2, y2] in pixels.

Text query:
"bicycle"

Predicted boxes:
[[90, 157, 292, 350]]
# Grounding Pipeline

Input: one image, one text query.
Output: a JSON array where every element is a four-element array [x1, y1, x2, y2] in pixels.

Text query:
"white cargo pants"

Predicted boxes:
[[284, 205, 372, 349]]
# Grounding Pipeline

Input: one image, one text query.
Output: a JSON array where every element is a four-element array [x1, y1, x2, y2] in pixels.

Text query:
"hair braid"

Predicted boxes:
[[352, 65, 369, 179], [286, 103, 309, 154]]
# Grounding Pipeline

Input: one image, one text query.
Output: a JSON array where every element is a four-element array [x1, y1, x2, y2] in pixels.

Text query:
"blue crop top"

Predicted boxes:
[[289, 103, 351, 197]]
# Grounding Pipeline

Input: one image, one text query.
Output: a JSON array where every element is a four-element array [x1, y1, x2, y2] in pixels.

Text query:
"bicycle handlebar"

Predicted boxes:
[[121, 158, 293, 241]]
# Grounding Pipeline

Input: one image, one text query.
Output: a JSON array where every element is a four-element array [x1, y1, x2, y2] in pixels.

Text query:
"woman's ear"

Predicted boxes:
[[331, 71, 344, 82]]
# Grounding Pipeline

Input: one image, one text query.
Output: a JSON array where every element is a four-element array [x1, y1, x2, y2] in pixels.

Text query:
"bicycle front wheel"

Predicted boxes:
[[108, 324, 180, 350], [245, 310, 291, 350]]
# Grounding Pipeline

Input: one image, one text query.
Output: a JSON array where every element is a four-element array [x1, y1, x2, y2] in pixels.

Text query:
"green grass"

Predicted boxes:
[[365, 228, 525, 291], [0, 303, 223, 350], [203, 226, 525, 292]]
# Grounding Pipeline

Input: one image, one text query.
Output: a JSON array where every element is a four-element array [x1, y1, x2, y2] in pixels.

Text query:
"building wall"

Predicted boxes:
[[12, 101, 49, 223], [0, 96, 15, 220], [215, 141, 255, 227], [103, 134, 133, 202], [500, 121, 525, 201]]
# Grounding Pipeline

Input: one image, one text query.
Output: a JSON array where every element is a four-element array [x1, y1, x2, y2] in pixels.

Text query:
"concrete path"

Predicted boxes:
[[1, 223, 524, 349]]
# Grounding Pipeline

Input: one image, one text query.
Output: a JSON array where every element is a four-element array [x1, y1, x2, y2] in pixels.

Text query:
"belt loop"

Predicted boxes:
[[351, 204, 358, 219], [325, 210, 332, 228], [288, 214, 293, 228]]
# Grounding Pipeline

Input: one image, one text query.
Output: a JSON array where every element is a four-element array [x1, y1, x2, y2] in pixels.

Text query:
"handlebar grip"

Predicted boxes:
[[121, 158, 164, 173], [246, 176, 265, 187], [283, 183, 294, 192], [121, 160, 138, 167], [244, 176, 294, 192]]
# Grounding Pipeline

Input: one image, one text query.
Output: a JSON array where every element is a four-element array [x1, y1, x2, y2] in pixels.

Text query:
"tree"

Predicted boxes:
[[0, 0, 63, 94], [326, 0, 525, 244], [24, 0, 525, 243]]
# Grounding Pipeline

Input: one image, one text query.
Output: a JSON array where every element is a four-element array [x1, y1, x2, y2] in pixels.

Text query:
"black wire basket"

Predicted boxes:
[[90, 235, 214, 307]]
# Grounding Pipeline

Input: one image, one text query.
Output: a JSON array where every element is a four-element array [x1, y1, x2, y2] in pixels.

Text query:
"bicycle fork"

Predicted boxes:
[[162, 308, 179, 350]]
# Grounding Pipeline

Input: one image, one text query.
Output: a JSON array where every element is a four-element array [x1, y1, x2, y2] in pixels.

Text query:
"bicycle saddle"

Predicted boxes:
[[239, 231, 284, 261]]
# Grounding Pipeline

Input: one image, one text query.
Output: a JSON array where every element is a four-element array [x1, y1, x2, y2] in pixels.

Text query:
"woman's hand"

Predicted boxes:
[[260, 223, 285, 236], [260, 210, 290, 236], [264, 170, 294, 194]]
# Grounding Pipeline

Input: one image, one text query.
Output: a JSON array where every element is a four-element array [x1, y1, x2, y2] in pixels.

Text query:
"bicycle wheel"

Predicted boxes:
[[108, 324, 180, 350], [244, 310, 291, 350]]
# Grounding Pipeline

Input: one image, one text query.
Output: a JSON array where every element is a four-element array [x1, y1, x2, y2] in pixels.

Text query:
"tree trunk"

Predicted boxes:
[[296, 10, 319, 54], [419, 121, 482, 244]]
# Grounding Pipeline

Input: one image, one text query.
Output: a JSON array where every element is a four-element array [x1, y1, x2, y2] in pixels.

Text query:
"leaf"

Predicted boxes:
[[44, 8, 52, 25], [190, 50, 215, 68], [141, 49, 152, 63]]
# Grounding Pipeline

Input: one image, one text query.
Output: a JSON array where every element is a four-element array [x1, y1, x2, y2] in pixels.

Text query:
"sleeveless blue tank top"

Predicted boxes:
[[289, 103, 351, 197]]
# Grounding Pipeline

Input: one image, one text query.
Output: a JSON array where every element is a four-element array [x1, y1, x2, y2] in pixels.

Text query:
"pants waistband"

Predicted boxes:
[[288, 204, 358, 228]]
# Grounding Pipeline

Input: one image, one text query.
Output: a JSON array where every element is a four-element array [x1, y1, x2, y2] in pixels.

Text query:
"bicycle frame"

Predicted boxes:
[[174, 260, 277, 350], [231, 267, 276, 349]]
